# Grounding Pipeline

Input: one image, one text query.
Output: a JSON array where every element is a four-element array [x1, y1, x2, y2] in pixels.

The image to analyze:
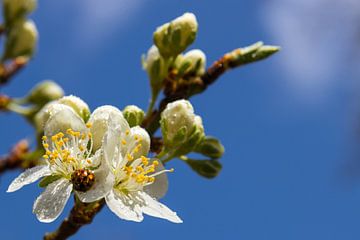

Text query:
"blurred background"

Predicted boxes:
[[1, 0, 360, 239]]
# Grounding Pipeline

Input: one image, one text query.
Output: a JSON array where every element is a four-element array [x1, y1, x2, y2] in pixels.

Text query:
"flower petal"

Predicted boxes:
[[128, 126, 150, 159], [138, 191, 182, 223], [144, 160, 168, 199], [88, 105, 129, 152], [103, 124, 121, 168], [105, 190, 144, 222], [7, 165, 52, 192], [33, 179, 73, 223], [76, 152, 115, 203], [44, 105, 87, 139]]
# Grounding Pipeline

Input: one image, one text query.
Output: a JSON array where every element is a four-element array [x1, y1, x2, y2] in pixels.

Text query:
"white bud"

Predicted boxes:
[[57, 95, 90, 122], [160, 99, 205, 156], [153, 12, 198, 58], [3, 0, 37, 26], [3, 20, 38, 60]]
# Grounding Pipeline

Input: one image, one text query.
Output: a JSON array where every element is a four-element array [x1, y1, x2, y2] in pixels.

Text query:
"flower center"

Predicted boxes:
[[41, 124, 93, 178], [71, 169, 95, 192], [117, 156, 174, 192]]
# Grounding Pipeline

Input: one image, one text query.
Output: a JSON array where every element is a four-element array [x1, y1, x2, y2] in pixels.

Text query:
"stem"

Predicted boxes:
[[146, 90, 158, 118], [44, 198, 105, 240], [6, 102, 34, 116]]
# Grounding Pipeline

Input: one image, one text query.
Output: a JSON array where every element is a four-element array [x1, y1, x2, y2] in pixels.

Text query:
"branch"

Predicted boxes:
[[0, 94, 11, 111], [0, 139, 30, 174], [44, 198, 105, 240], [0, 57, 28, 86], [143, 42, 279, 135]]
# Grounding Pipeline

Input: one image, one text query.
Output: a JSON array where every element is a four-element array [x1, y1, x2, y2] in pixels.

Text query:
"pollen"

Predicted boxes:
[[40, 128, 94, 172], [126, 153, 134, 161]]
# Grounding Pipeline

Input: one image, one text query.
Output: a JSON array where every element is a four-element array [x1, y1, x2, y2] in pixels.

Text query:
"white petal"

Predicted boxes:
[[89, 105, 129, 152], [105, 190, 144, 222], [76, 152, 115, 203], [33, 179, 73, 223], [44, 105, 87, 139], [103, 125, 121, 168], [7, 165, 52, 192], [138, 191, 182, 223], [144, 160, 168, 199], [128, 126, 150, 159]]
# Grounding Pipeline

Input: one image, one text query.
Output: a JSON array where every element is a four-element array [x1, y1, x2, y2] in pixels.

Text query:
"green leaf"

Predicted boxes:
[[184, 158, 222, 179], [38, 175, 62, 188]]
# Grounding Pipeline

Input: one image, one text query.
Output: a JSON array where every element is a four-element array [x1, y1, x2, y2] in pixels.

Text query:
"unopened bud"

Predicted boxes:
[[160, 99, 204, 155], [58, 95, 90, 122], [123, 105, 145, 127], [143, 45, 168, 96], [195, 136, 224, 159], [174, 49, 206, 76], [27, 80, 64, 105], [3, 20, 38, 60], [3, 0, 37, 27], [153, 12, 198, 58]]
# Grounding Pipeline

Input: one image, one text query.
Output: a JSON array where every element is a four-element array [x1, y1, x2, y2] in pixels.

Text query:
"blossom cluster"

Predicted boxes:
[[7, 96, 183, 223]]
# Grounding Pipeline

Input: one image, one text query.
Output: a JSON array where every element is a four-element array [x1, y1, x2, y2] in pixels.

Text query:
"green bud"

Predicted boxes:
[[153, 12, 198, 58], [3, 20, 38, 60], [160, 99, 205, 155], [58, 95, 91, 122], [3, 0, 37, 27], [184, 158, 222, 179], [195, 136, 224, 159], [26, 80, 64, 105], [122, 105, 145, 127], [143, 45, 168, 96], [174, 49, 206, 76]]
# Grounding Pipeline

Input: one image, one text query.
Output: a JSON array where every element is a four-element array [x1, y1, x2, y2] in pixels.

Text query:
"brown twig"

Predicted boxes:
[[0, 57, 28, 86], [143, 44, 279, 135], [0, 139, 30, 174], [44, 198, 105, 240], [0, 94, 11, 111]]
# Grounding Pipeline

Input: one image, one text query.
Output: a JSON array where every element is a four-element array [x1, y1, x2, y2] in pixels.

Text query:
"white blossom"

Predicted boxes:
[[88, 118, 182, 223]]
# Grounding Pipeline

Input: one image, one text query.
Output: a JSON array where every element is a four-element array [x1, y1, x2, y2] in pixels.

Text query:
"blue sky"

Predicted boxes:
[[1, 0, 360, 239]]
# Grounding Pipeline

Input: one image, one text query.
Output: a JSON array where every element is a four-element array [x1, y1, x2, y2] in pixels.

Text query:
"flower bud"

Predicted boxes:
[[57, 95, 90, 122], [153, 12, 198, 58], [195, 136, 224, 159], [3, 20, 38, 60], [26, 80, 64, 105], [160, 99, 205, 154], [3, 0, 37, 27], [143, 45, 168, 96], [174, 49, 206, 77], [122, 105, 145, 127]]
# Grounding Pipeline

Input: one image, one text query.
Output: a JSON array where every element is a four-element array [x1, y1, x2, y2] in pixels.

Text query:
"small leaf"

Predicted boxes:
[[184, 158, 222, 179], [38, 175, 62, 188]]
